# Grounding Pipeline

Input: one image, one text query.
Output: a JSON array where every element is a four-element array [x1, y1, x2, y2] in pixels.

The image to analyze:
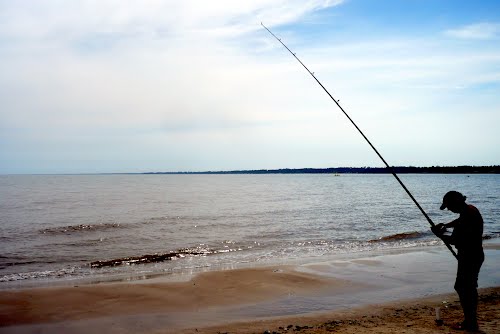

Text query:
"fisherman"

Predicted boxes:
[[432, 191, 484, 332]]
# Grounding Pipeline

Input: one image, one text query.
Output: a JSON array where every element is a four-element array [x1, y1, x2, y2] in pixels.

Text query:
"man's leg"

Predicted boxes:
[[461, 287, 479, 330], [455, 257, 483, 330]]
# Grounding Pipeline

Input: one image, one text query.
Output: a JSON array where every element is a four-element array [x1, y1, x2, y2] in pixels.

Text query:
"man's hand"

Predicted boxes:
[[431, 223, 446, 236]]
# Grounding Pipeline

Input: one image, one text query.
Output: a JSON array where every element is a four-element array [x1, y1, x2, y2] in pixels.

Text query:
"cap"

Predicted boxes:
[[440, 191, 466, 210]]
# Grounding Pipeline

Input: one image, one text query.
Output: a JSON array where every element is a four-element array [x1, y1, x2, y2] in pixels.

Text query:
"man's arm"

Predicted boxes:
[[431, 222, 456, 245], [444, 217, 461, 228]]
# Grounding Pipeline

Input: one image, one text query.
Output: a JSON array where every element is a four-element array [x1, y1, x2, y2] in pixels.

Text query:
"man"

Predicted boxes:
[[432, 191, 484, 332]]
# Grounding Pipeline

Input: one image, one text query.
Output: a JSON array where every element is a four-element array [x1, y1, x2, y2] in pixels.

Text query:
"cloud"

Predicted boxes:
[[444, 22, 500, 40], [0, 2, 342, 114], [0, 1, 344, 42], [1, 1, 499, 173], [0, 1, 350, 173]]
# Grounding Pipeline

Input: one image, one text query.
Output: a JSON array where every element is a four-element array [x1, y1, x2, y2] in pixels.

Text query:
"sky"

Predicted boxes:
[[1, 0, 499, 174]]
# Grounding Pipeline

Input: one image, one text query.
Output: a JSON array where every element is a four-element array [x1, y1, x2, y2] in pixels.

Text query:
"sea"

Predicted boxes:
[[1, 173, 499, 289]]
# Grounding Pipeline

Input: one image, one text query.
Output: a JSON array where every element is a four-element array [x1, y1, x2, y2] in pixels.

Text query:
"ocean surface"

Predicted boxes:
[[1, 173, 499, 288]]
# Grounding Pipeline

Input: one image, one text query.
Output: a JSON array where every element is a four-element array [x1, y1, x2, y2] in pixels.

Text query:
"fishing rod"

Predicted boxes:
[[261, 23, 457, 259]]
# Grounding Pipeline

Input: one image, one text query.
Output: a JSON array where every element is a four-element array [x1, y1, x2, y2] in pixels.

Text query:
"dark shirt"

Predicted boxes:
[[449, 204, 484, 258]]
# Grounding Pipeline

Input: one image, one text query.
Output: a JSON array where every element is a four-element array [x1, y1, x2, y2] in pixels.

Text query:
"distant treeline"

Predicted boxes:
[[145, 165, 500, 175]]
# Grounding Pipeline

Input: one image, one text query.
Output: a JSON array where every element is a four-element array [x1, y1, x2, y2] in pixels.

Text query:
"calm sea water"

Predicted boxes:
[[0, 174, 498, 287]]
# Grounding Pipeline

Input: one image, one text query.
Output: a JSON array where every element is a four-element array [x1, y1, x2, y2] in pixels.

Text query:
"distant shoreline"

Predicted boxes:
[[144, 165, 500, 175], [3, 166, 499, 176]]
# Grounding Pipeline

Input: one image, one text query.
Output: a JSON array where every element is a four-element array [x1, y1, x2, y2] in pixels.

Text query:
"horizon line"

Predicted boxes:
[[2, 165, 499, 176]]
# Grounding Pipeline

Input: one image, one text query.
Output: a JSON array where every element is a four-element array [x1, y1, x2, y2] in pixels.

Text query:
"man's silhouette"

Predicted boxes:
[[432, 191, 484, 332]]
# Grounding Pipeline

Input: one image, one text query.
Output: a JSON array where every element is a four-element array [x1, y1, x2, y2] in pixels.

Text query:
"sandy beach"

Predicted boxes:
[[0, 267, 356, 327], [193, 287, 500, 334], [1, 244, 499, 334]]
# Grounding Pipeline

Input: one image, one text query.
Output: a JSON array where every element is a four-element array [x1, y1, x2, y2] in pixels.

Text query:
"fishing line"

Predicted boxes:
[[261, 23, 457, 259]]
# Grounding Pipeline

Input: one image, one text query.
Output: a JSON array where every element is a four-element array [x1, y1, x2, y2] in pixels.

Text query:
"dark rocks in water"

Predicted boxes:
[[90, 249, 209, 268], [369, 231, 422, 243]]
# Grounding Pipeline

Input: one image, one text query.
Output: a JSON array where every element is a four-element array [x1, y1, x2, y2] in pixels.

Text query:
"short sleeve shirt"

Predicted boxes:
[[451, 204, 484, 257]]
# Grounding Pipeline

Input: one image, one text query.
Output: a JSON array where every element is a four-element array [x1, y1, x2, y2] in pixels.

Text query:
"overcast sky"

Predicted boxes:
[[1, 0, 499, 174]]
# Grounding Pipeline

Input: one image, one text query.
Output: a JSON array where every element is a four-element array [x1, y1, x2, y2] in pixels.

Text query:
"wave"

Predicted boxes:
[[0, 260, 38, 270], [483, 232, 500, 240], [0, 254, 78, 270], [0, 267, 78, 282], [40, 222, 121, 235], [90, 245, 244, 268], [370, 230, 499, 244], [369, 231, 424, 243]]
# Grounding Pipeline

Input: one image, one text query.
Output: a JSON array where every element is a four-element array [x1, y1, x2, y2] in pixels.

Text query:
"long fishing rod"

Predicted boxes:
[[261, 23, 457, 259]]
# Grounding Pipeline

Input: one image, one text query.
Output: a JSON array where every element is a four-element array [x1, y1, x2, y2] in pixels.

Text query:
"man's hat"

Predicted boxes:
[[440, 191, 466, 210]]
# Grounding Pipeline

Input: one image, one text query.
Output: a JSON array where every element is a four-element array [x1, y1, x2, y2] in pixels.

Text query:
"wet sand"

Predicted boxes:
[[1, 244, 499, 334], [0, 267, 356, 325]]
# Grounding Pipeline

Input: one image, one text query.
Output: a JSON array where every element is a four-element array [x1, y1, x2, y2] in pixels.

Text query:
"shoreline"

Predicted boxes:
[[1, 243, 499, 333], [3, 241, 498, 291]]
